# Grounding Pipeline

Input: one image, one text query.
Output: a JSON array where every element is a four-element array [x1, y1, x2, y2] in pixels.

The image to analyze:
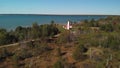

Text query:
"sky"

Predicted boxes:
[[0, 0, 120, 15]]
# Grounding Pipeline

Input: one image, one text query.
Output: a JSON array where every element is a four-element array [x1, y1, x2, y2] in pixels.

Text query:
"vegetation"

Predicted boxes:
[[53, 60, 64, 68], [0, 16, 120, 68], [12, 54, 19, 68], [73, 43, 87, 61], [0, 21, 60, 46]]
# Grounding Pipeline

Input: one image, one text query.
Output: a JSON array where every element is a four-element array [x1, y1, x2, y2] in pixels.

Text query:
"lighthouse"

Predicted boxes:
[[67, 21, 70, 30], [63, 21, 72, 30]]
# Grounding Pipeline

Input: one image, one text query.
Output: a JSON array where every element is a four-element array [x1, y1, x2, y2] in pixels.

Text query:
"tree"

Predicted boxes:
[[0, 28, 18, 45], [0, 29, 8, 45], [14, 26, 27, 41], [51, 20, 55, 25], [31, 22, 41, 39], [89, 18, 95, 27], [100, 23, 113, 32], [41, 24, 48, 38], [40, 24, 59, 38]]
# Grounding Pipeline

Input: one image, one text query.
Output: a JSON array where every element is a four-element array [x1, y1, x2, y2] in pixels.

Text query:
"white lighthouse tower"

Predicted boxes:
[[67, 21, 70, 30], [63, 21, 72, 30]]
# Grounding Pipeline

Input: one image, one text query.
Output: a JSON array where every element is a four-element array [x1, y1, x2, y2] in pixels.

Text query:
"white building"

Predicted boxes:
[[63, 21, 72, 30]]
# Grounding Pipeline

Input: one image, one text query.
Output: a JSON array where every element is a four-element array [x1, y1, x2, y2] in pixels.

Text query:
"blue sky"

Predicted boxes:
[[0, 0, 120, 15]]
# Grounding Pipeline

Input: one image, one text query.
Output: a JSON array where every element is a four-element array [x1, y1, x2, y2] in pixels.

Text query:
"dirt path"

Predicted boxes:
[[0, 43, 19, 48], [0, 40, 31, 49]]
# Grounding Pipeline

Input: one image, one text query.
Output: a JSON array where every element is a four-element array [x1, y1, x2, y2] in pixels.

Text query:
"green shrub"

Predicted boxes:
[[16, 49, 32, 60], [53, 60, 64, 68], [73, 44, 87, 61], [12, 54, 19, 68]]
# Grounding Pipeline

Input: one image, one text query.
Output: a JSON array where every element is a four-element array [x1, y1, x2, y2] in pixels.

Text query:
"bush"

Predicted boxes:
[[101, 34, 120, 51], [53, 60, 64, 68], [0, 47, 13, 60], [26, 41, 34, 48], [73, 44, 88, 61], [57, 31, 74, 44], [100, 23, 114, 32], [32, 42, 52, 56], [16, 49, 32, 60], [12, 54, 19, 68]]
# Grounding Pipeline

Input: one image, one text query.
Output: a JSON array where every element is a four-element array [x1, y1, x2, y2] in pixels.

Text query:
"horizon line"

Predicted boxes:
[[0, 13, 120, 16]]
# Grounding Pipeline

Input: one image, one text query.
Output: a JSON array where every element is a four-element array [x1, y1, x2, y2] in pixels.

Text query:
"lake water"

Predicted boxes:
[[0, 14, 106, 30]]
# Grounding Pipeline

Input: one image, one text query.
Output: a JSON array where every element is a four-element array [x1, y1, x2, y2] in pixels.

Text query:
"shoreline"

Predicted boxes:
[[0, 15, 106, 30], [0, 14, 120, 16]]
